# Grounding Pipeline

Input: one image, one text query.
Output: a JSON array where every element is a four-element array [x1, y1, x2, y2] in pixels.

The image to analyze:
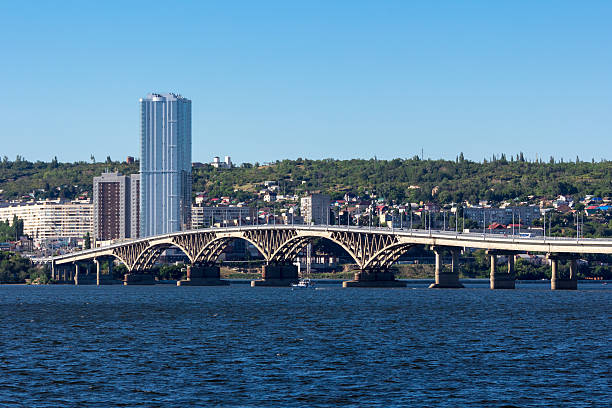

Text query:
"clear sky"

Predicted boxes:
[[1, 1, 610, 164]]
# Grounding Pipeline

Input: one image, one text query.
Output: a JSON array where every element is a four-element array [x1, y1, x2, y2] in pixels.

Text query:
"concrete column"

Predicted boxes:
[[569, 259, 577, 280], [95, 259, 101, 286], [489, 254, 497, 281], [74, 263, 79, 285], [62, 267, 67, 281], [451, 250, 458, 273], [489, 253, 515, 289], [429, 247, 463, 288], [549, 255, 577, 290], [51, 261, 56, 280]]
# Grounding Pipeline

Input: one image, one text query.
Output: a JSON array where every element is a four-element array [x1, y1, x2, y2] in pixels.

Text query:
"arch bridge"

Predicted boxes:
[[51, 225, 612, 289]]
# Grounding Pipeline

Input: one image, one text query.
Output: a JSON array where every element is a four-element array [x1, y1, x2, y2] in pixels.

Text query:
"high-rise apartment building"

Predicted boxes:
[[300, 194, 331, 225], [130, 174, 140, 239], [93, 172, 140, 241], [139, 93, 192, 236], [0, 199, 93, 245]]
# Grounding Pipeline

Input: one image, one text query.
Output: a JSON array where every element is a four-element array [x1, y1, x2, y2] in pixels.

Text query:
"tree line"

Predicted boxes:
[[1, 155, 611, 204]]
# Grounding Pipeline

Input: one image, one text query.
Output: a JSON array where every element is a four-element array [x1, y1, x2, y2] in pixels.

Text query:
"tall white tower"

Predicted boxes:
[[139, 93, 192, 237]]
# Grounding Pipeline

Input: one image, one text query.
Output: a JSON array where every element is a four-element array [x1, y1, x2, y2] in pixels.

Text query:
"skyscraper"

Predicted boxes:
[[140, 93, 192, 237]]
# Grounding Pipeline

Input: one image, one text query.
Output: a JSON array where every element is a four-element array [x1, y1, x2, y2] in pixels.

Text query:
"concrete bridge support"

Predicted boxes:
[[429, 247, 464, 288], [93, 258, 121, 285], [74, 262, 97, 285], [343, 269, 407, 288], [251, 263, 299, 287], [548, 254, 578, 290], [178, 265, 229, 286], [124, 272, 156, 285], [487, 250, 516, 289]]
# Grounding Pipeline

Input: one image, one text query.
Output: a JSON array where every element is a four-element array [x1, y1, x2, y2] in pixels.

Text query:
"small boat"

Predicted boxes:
[[291, 278, 314, 289]]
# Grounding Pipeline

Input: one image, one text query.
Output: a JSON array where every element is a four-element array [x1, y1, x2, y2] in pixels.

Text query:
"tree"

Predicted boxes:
[[84, 232, 91, 249]]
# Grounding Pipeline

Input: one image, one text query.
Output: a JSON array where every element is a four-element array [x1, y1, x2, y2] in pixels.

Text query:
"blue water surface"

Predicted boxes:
[[0, 281, 610, 407]]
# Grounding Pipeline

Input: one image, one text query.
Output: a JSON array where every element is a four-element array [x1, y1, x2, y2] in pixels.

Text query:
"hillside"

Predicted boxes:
[[1, 155, 611, 203]]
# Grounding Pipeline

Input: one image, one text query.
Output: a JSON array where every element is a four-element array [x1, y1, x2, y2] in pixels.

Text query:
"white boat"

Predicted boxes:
[[291, 278, 314, 289]]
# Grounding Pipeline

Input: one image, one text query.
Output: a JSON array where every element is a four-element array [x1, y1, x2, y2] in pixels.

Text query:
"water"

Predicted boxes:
[[0, 282, 610, 407]]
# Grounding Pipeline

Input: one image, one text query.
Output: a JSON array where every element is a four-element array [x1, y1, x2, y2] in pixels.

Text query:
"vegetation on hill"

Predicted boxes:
[[0, 156, 138, 201], [0, 154, 611, 205], [195, 155, 612, 204]]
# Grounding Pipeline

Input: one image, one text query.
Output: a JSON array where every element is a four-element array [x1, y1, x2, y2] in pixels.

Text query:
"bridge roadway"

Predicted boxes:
[[51, 225, 612, 289]]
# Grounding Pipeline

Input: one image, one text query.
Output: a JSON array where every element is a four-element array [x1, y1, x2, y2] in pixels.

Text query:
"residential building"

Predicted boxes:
[[211, 156, 232, 168], [464, 205, 541, 227], [0, 199, 93, 245], [93, 172, 140, 241], [94, 172, 128, 240], [140, 93, 192, 236], [130, 174, 140, 238], [301, 194, 331, 225], [191, 206, 254, 228]]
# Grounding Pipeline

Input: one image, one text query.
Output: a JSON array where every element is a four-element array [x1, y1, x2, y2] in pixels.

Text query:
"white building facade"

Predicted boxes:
[[300, 194, 331, 225], [140, 93, 192, 237], [0, 200, 93, 245], [192, 206, 254, 228]]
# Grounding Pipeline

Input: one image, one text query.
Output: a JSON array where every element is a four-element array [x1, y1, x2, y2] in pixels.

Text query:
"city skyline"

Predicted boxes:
[[1, 1, 611, 164]]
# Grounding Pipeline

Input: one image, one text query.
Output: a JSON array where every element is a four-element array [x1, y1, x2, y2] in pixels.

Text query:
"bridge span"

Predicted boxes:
[[51, 225, 612, 290]]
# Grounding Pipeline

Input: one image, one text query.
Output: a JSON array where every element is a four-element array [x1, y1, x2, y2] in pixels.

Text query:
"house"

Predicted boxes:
[[585, 205, 600, 216]]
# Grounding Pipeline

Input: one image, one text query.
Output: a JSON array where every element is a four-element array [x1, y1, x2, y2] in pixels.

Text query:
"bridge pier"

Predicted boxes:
[[548, 254, 578, 290], [343, 269, 406, 288], [429, 247, 464, 288], [251, 264, 299, 287], [123, 272, 156, 285], [74, 262, 97, 285], [487, 250, 516, 289], [178, 265, 230, 286], [93, 258, 121, 285]]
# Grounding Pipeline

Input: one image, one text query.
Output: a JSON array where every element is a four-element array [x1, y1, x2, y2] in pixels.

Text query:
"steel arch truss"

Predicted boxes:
[[112, 240, 151, 271], [194, 237, 233, 266], [243, 228, 298, 261], [67, 228, 416, 273], [329, 231, 405, 270], [362, 243, 414, 270], [132, 243, 173, 271], [270, 236, 312, 264]]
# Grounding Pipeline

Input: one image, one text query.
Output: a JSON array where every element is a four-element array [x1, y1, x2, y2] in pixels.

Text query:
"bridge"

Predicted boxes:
[[51, 225, 612, 289]]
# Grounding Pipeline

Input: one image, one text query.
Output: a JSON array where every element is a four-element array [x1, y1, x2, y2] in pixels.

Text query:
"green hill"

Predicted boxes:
[[1, 155, 611, 204]]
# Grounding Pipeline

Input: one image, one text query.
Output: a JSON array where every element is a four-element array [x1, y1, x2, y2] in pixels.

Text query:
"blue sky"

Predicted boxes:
[[1, 1, 610, 164]]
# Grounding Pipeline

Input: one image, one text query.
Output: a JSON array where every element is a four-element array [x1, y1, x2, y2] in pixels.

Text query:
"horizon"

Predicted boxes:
[[3, 152, 611, 166]]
